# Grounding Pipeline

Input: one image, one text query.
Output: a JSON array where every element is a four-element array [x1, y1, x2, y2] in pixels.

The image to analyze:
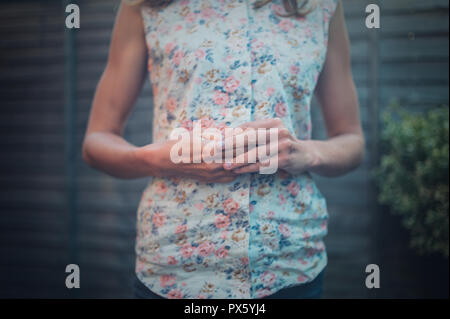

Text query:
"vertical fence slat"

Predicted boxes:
[[63, 0, 79, 275]]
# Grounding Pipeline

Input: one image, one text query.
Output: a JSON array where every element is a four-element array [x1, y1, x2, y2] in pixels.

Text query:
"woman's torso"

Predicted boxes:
[[136, 0, 338, 299]]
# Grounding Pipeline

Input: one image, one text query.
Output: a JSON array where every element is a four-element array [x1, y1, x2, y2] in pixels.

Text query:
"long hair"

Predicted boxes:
[[126, 0, 314, 18]]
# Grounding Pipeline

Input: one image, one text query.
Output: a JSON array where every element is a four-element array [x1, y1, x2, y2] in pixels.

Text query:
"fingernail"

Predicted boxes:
[[224, 163, 233, 169]]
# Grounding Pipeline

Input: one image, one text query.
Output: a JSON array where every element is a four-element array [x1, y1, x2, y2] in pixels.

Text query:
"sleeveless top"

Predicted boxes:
[[136, 0, 339, 299]]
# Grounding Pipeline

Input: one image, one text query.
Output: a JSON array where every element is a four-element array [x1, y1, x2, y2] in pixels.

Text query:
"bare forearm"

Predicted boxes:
[[82, 132, 156, 179], [304, 133, 365, 177]]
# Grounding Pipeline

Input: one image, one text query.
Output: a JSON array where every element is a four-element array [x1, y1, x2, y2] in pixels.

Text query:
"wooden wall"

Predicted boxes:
[[0, 0, 448, 298]]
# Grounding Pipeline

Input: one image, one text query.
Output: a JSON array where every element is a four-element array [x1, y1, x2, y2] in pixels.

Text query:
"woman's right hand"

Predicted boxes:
[[135, 137, 238, 184]]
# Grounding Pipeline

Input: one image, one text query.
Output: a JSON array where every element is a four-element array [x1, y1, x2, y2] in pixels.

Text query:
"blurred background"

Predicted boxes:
[[0, 0, 448, 298]]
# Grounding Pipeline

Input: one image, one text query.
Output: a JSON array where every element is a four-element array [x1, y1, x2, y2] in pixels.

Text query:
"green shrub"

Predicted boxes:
[[375, 105, 449, 257]]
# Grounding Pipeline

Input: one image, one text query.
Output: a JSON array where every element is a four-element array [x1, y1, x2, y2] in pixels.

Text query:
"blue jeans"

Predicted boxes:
[[133, 270, 325, 299]]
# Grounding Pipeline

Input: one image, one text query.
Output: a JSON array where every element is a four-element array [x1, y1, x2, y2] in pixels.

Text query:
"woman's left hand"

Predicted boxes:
[[222, 118, 317, 175]]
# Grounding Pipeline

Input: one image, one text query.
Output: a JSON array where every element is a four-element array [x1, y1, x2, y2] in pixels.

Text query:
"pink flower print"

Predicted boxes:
[[181, 120, 194, 131], [185, 12, 197, 23], [297, 274, 309, 283], [155, 181, 168, 196], [174, 24, 183, 31], [152, 85, 159, 98], [278, 193, 286, 205], [255, 288, 272, 298], [279, 223, 291, 237], [167, 256, 178, 265], [201, 8, 215, 19], [267, 210, 275, 219], [147, 58, 153, 73], [160, 275, 176, 288], [303, 232, 311, 241], [165, 97, 177, 113], [180, 243, 195, 259], [175, 224, 187, 234], [306, 184, 314, 194], [213, 91, 229, 106], [240, 257, 249, 265], [260, 271, 276, 287], [195, 77, 203, 84], [164, 42, 176, 55], [152, 212, 166, 228], [173, 50, 185, 66], [286, 181, 300, 197], [214, 214, 230, 229], [224, 76, 240, 93], [199, 117, 215, 129], [254, 40, 264, 50], [298, 258, 308, 265], [167, 289, 183, 299], [136, 259, 145, 272], [271, 4, 284, 15], [194, 202, 204, 210], [304, 27, 313, 38], [266, 87, 275, 96], [167, 67, 173, 79], [275, 102, 287, 117], [290, 64, 300, 74], [279, 19, 294, 32], [197, 241, 215, 257], [220, 107, 228, 117], [223, 198, 239, 214], [195, 48, 206, 59], [215, 246, 229, 258]]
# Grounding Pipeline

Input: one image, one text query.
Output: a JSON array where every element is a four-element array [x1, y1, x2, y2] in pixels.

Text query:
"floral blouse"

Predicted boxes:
[[136, 0, 339, 299]]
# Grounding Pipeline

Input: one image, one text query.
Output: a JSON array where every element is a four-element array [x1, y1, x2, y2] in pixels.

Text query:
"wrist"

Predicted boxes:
[[302, 140, 323, 172], [133, 144, 162, 178]]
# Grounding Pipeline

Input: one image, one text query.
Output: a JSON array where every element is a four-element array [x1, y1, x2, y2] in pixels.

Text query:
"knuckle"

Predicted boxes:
[[279, 139, 291, 150], [279, 128, 290, 138]]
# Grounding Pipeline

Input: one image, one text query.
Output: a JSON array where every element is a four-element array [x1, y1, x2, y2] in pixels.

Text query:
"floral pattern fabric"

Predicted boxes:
[[136, 0, 338, 299]]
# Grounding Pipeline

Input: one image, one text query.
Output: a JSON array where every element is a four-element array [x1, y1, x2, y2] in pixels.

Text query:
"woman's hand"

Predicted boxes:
[[222, 115, 364, 178], [135, 135, 239, 184], [221, 118, 316, 175]]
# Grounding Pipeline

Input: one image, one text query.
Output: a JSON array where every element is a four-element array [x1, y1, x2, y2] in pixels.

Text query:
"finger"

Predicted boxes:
[[223, 145, 260, 170], [224, 142, 279, 171], [222, 127, 257, 154], [223, 127, 281, 157], [238, 117, 285, 130], [233, 162, 261, 174]]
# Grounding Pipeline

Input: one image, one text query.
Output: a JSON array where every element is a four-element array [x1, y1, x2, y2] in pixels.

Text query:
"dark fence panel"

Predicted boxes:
[[0, 0, 448, 298]]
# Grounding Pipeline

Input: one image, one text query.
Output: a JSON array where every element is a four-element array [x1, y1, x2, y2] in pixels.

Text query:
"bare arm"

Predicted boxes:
[[82, 2, 152, 179], [224, 1, 365, 177], [82, 1, 237, 182], [308, 0, 365, 177]]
